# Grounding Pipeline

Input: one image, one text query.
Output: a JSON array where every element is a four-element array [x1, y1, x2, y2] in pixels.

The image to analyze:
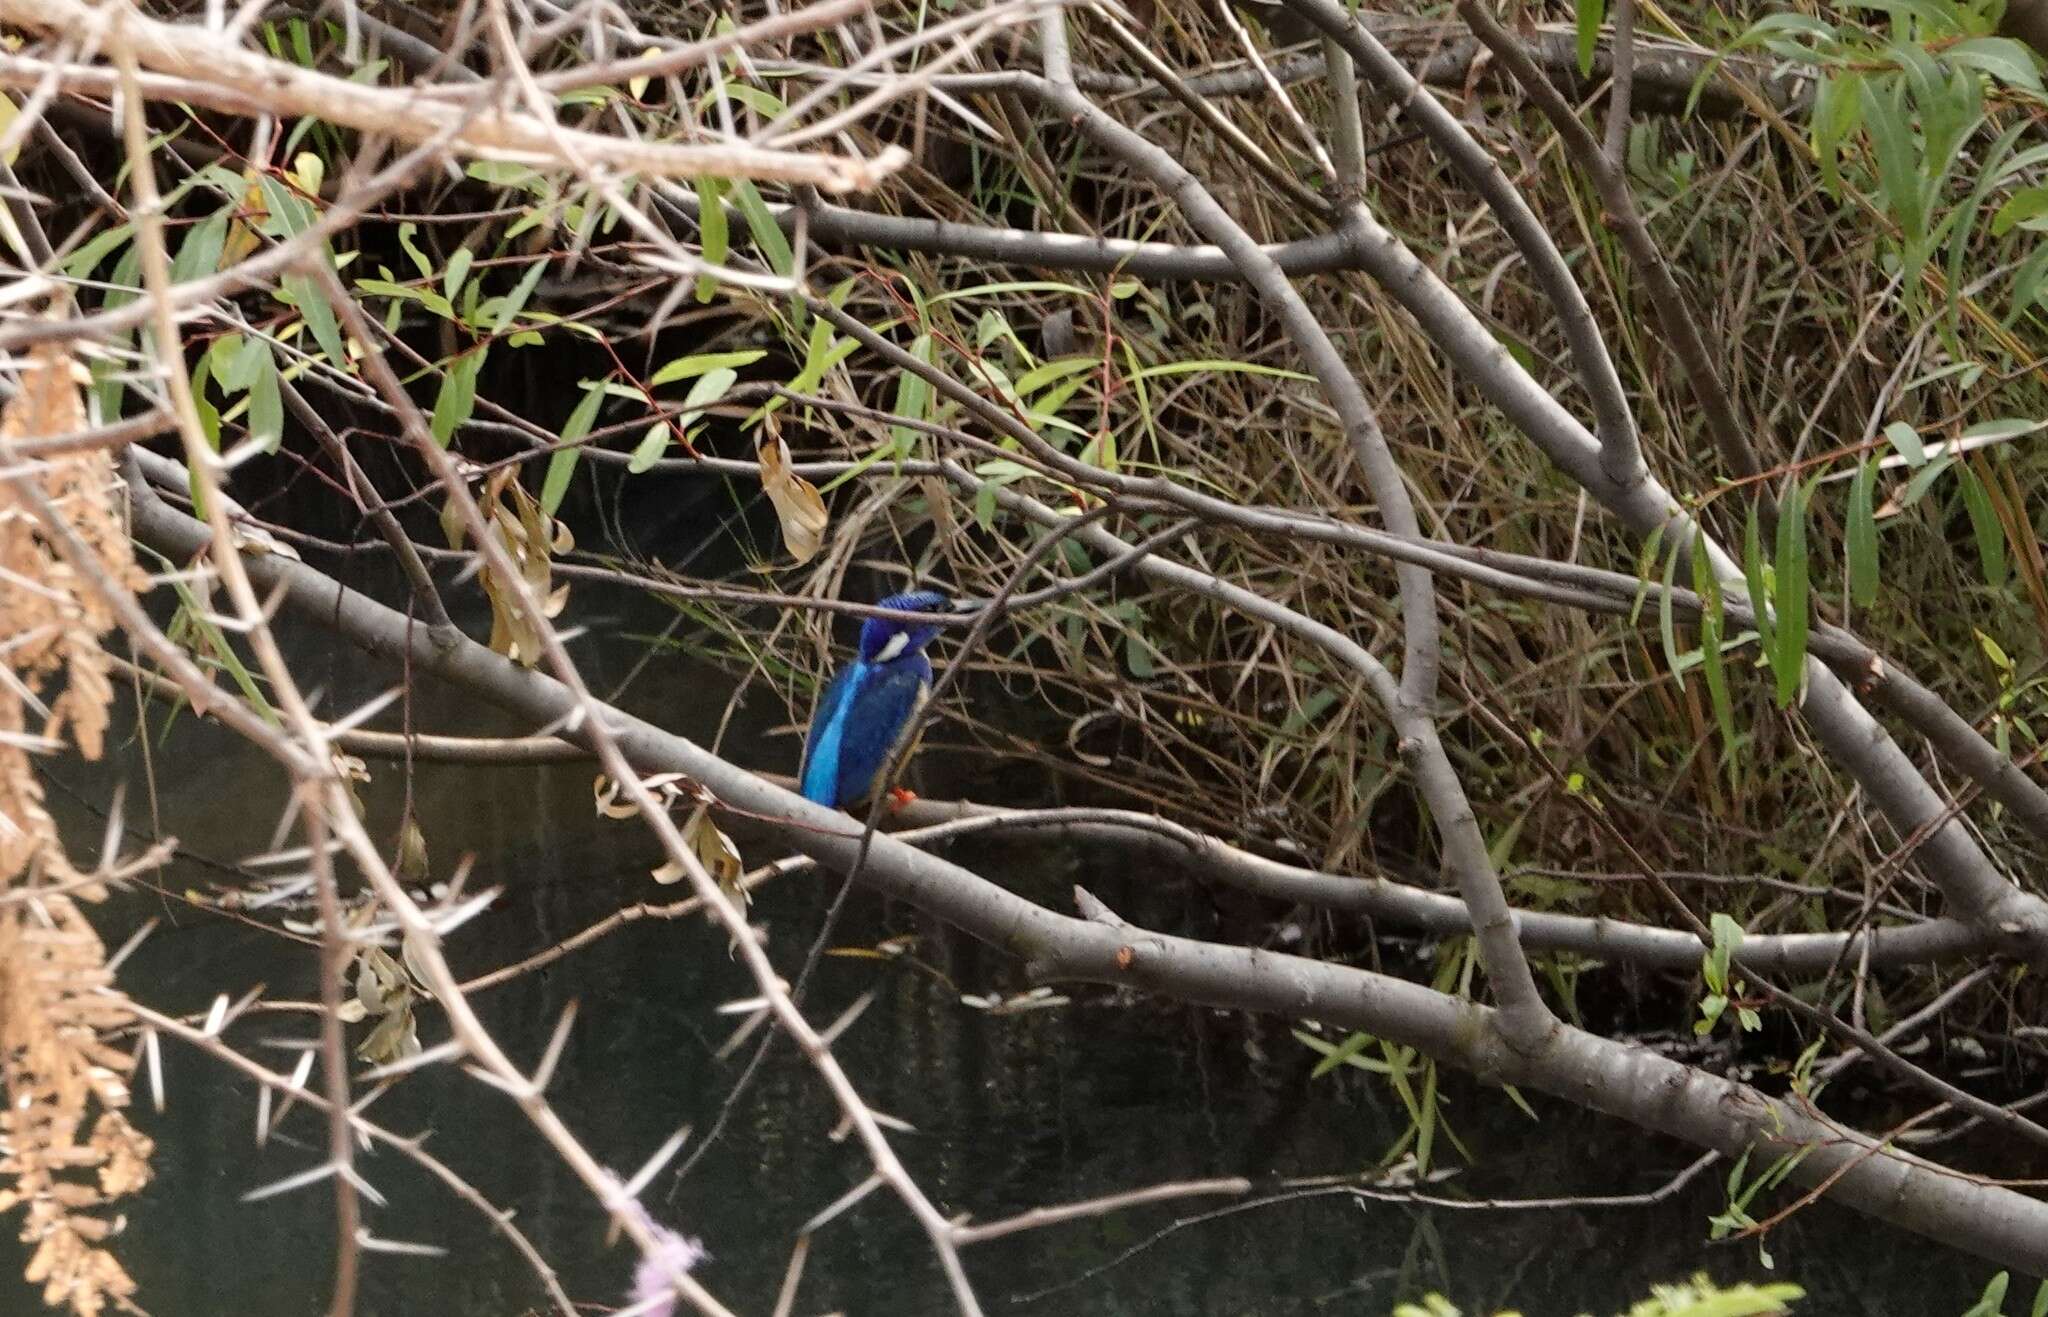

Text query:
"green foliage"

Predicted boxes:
[[1709, 1147, 1812, 1270], [1696, 913, 1761, 1038], [1959, 1270, 2048, 1317], [1393, 1272, 1804, 1316]]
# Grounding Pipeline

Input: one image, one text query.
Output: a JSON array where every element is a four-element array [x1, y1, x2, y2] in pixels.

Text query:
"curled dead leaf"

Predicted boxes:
[[757, 433, 828, 564], [682, 805, 744, 901]]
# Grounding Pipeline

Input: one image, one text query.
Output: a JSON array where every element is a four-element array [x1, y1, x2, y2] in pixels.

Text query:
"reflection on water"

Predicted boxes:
[[4, 580, 2006, 1315]]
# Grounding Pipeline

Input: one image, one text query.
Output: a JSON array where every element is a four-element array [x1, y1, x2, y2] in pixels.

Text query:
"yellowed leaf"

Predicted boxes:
[[684, 805, 743, 898], [758, 435, 828, 564], [0, 94, 19, 167], [220, 171, 269, 269]]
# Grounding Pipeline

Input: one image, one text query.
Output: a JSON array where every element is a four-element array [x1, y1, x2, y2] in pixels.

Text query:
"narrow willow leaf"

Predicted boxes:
[[541, 382, 605, 517], [285, 272, 348, 366], [443, 247, 473, 304], [429, 351, 484, 445], [1882, 420, 1926, 466], [1692, 534, 1736, 757], [627, 421, 669, 473], [1888, 453, 1956, 513], [397, 221, 433, 281], [486, 258, 548, 337], [1770, 480, 1811, 707], [889, 334, 933, 459], [1860, 79, 1923, 242], [1658, 536, 1685, 690], [1743, 499, 1774, 655], [694, 176, 728, 303], [171, 210, 229, 284], [649, 350, 765, 387], [1812, 71, 1863, 196], [1848, 459, 1879, 607], [1958, 464, 2009, 587], [1309, 1031, 1374, 1080], [247, 339, 283, 453], [1575, 0, 1605, 77], [2005, 245, 2048, 326], [758, 433, 829, 563], [728, 177, 792, 277]]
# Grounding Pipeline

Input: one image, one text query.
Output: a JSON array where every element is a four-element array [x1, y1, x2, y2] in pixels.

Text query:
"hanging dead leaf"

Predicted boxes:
[[680, 805, 743, 901], [757, 432, 828, 564], [456, 466, 574, 666], [220, 170, 270, 269], [593, 773, 641, 820], [394, 816, 430, 884], [227, 520, 302, 560], [594, 771, 702, 820]]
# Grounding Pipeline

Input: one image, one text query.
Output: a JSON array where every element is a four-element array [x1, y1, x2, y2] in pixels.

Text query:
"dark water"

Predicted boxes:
[[4, 571, 2016, 1317]]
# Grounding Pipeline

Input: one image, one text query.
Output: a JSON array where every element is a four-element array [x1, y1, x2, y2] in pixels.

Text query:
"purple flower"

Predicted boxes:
[[627, 1204, 707, 1317]]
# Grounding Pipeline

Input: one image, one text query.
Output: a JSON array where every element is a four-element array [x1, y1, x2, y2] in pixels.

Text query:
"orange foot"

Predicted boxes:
[[886, 787, 919, 814]]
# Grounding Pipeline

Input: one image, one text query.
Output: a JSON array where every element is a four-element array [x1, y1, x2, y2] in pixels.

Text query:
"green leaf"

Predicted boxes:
[[649, 349, 766, 387], [1882, 419, 1927, 466], [442, 247, 473, 305], [694, 176, 728, 303], [1848, 460, 1879, 607], [429, 351, 484, 445], [728, 178, 792, 277], [189, 354, 221, 455], [671, 364, 737, 435], [1308, 1030, 1374, 1079], [1958, 464, 2009, 587], [1770, 479, 1811, 707], [1658, 535, 1685, 690], [246, 339, 283, 453], [1962, 1272, 2010, 1317], [485, 258, 548, 337], [890, 334, 933, 459], [1948, 37, 2044, 92], [282, 272, 348, 366], [1812, 71, 1864, 196], [541, 382, 606, 517], [627, 420, 669, 473], [254, 174, 319, 239], [1992, 185, 2048, 237], [1014, 356, 1100, 398], [170, 210, 228, 283], [2012, 245, 2048, 327], [1961, 417, 2044, 444], [397, 221, 432, 281], [1743, 499, 1774, 654], [1575, 0, 1605, 77], [1860, 78, 1924, 242], [62, 224, 134, 281], [1896, 454, 1956, 509], [1128, 359, 1313, 383], [1694, 534, 1737, 757]]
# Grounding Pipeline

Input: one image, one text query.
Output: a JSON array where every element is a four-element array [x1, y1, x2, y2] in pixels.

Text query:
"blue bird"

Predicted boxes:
[[799, 590, 953, 808]]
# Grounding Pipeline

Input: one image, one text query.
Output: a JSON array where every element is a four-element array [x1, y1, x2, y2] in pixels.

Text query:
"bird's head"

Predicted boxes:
[[858, 589, 953, 664]]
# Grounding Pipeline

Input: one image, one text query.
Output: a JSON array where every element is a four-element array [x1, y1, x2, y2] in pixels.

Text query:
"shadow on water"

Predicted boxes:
[[4, 565, 2012, 1316]]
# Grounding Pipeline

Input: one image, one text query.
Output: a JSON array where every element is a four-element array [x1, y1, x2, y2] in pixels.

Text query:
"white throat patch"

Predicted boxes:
[[873, 632, 911, 663]]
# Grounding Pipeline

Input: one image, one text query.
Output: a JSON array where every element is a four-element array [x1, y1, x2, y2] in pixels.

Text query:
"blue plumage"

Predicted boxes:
[[799, 590, 951, 807]]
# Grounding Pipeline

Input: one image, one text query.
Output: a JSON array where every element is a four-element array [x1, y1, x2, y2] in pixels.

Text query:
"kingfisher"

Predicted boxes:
[[799, 590, 954, 808]]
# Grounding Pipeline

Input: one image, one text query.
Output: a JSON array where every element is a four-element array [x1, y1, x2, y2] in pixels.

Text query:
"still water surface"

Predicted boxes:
[[5, 575, 2010, 1315]]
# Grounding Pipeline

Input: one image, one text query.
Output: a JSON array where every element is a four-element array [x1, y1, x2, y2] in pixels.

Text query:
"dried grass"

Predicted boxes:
[[0, 340, 154, 1317]]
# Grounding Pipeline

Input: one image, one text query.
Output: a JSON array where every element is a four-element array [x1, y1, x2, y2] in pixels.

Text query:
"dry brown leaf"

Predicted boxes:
[[460, 467, 575, 666], [0, 333, 155, 1317], [219, 171, 269, 269], [757, 434, 829, 564]]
